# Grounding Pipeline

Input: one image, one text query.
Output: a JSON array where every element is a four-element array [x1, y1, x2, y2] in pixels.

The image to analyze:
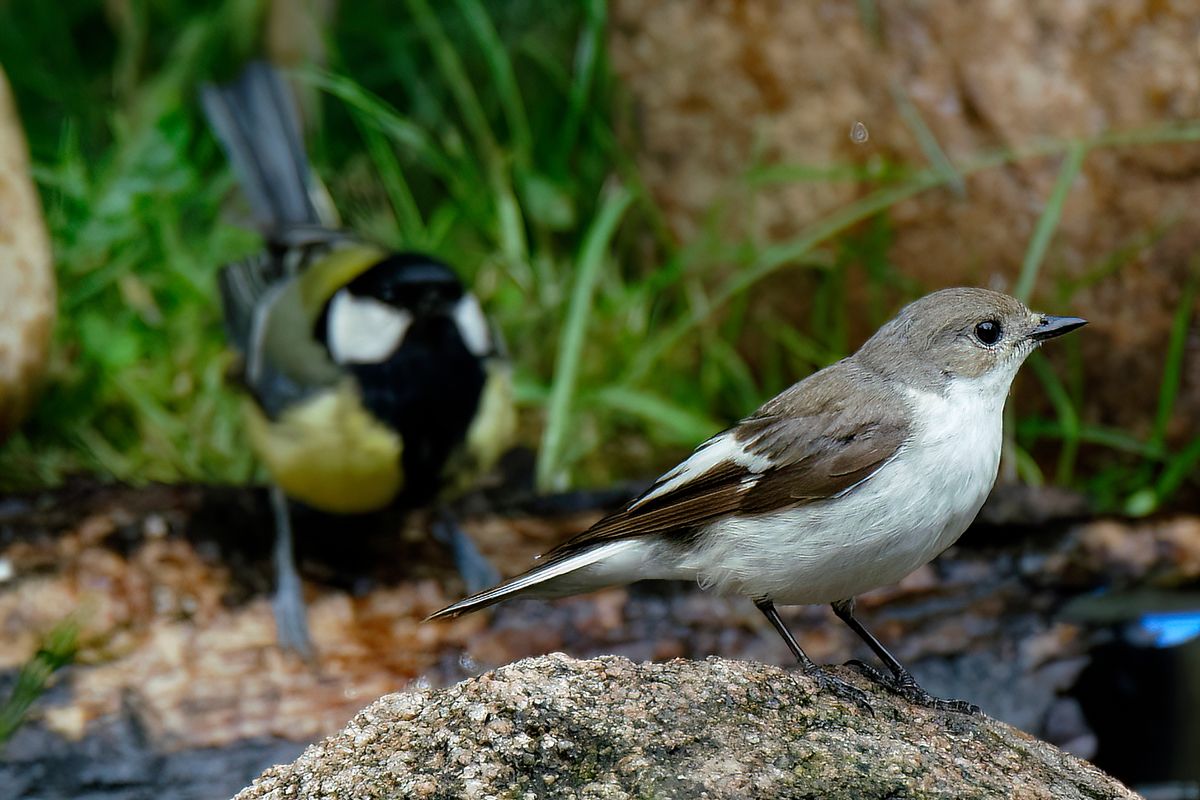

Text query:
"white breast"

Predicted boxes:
[[675, 378, 1006, 605]]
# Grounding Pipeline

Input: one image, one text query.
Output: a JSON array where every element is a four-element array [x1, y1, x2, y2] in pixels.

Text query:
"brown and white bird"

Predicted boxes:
[[430, 288, 1085, 711]]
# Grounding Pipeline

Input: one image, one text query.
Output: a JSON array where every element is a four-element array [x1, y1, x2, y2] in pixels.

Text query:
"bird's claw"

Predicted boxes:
[[803, 666, 874, 715], [272, 588, 315, 661], [845, 659, 980, 715]]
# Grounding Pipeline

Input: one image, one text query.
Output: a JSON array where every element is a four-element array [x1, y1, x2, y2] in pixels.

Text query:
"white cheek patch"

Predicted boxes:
[[453, 294, 493, 357], [327, 290, 413, 365]]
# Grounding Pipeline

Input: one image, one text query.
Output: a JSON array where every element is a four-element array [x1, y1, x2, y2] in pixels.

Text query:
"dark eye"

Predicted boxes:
[[974, 320, 1002, 345]]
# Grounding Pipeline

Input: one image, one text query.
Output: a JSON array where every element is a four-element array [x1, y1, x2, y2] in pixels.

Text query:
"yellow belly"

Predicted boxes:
[[244, 382, 403, 513]]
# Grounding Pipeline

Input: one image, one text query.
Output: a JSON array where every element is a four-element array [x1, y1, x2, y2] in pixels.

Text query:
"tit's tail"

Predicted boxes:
[[201, 61, 326, 230], [425, 539, 646, 620]]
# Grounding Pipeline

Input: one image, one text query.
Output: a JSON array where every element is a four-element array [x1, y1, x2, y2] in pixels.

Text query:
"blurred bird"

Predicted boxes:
[[202, 62, 516, 657]]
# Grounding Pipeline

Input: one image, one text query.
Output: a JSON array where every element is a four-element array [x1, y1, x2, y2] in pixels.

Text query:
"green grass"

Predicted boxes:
[[0, 620, 78, 748], [0, 1, 1198, 511]]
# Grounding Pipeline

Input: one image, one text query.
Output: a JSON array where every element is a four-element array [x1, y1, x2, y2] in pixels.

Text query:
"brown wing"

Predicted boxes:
[[548, 360, 910, 557]]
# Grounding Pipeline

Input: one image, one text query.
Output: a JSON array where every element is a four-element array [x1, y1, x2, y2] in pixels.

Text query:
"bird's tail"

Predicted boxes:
[[200, 61, 326, 230], [425, 539, 643, 620]]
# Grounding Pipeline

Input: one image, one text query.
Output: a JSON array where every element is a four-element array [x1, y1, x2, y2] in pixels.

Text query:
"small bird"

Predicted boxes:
[[430, 288, 1085, 711], [202, 62, 516, 657]]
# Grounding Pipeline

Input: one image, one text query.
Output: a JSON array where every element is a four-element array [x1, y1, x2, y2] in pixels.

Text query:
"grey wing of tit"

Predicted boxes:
[[201, 61, 326, 230], [217, 253, 343, 418], [545, 359, 911, 558]]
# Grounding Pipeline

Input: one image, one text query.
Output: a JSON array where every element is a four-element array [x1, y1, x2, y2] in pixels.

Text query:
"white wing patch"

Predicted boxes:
[[453, 294, 493, 357], [327, 290, 412, 365], [629, 430, 772, 510]]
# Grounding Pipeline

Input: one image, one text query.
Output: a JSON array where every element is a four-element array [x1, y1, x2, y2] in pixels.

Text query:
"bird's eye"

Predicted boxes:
[[974, 320, 1002, 345]]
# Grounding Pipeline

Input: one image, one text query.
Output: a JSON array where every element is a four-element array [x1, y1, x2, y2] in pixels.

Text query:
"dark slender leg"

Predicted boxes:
[[832, 598, 979, 714], [270, 486, 315, 659], [755, 599, 872, 713], [431, 509, 500, 594]]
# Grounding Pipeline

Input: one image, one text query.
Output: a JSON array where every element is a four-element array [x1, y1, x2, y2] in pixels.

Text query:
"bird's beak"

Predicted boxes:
[[1029, 315, 1088, 341]]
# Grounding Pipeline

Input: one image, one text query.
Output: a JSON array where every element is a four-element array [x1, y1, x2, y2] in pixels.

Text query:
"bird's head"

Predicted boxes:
[[855, 287, 1086, 396], [320, 253, 495, 366]]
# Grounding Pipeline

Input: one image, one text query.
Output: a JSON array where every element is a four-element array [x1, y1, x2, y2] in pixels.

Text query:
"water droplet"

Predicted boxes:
[[850, 121, 869, 144]]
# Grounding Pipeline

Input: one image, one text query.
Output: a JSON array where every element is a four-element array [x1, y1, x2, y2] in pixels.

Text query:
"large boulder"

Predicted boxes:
[[0, 65, 55, 438], [235, 653, 1136, 800], [609, 1, 1200, 450]]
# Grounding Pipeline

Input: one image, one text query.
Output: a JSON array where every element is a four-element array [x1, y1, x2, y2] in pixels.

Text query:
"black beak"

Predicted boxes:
[[1029, 315, 1087, 341]]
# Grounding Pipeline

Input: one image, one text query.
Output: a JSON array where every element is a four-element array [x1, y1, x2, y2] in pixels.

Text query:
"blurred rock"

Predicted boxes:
[[609, 0, 1200, 447], [0, 65, 55, 438], [234, 653, 1136, 800]]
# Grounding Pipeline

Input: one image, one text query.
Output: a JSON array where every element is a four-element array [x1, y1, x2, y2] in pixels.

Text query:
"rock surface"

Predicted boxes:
[[235, 653, 1136, 800], [0, 64, 55, 438]]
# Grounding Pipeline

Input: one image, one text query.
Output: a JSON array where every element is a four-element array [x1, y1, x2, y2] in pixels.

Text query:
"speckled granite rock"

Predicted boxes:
[[234, 654, 1137, 800]]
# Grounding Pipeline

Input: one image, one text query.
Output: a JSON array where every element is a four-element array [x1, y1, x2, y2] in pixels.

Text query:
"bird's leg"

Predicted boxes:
[[832, 598, 979, 714], [269, 486, 315, 660], [430, 508, 500, 594], [755, 599, 872, 713]]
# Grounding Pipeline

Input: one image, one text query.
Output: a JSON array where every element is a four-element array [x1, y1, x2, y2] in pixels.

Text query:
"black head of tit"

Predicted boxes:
[[203, 61, 515, 655], [311, 252, 512, 505]]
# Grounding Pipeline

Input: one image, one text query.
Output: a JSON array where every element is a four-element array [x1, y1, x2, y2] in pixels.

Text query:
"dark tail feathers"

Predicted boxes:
[[201, 62, 323, 230]]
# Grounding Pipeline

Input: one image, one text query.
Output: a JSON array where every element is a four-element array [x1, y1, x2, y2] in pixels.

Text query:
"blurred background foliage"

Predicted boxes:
[[0, 0, 1198, 513]]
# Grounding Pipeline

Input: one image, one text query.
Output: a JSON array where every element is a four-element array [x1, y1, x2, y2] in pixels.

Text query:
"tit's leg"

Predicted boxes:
[[832, 598, 978, 714], [430, 509, 500, 594], [755, 599, 872, 713], [269, 486, 315, 659]]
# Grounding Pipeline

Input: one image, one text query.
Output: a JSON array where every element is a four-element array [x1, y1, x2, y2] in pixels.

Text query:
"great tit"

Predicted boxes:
[[201, 62, 516, 657]]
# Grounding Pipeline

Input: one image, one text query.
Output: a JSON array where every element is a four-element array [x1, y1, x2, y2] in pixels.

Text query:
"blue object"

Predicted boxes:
[[1137, 610, 1200, 648]]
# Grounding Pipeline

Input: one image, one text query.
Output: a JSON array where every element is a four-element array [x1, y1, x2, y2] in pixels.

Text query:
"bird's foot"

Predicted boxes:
[[272, 585, 315, 661], [801, 665, 874, 715], [431, 512, 500, 593], [846, 660, 980, 714]]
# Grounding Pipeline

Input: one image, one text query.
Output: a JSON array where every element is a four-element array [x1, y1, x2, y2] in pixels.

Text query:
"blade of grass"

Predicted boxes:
[[403, 0, 498, 159], [1014, 141, 1086, 302], [890, 79, 965, 197], [304, 70, 458, 183], [1155, 436, 1200, 504], [0, 620, 79, 747], [403, 0, 527, 264], [624, 169, 940, 383], [589, 385, 721, 445], [1026, 352, 1080, 484], [353, 111, 427, 243], [745, 161, 883, 185], [1017, 418, 1168, 460], [453, 0, 532, 162], [554, 0, 605, 170], [1150, 271, 1197, 448], [537, 183, 635, 491]]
